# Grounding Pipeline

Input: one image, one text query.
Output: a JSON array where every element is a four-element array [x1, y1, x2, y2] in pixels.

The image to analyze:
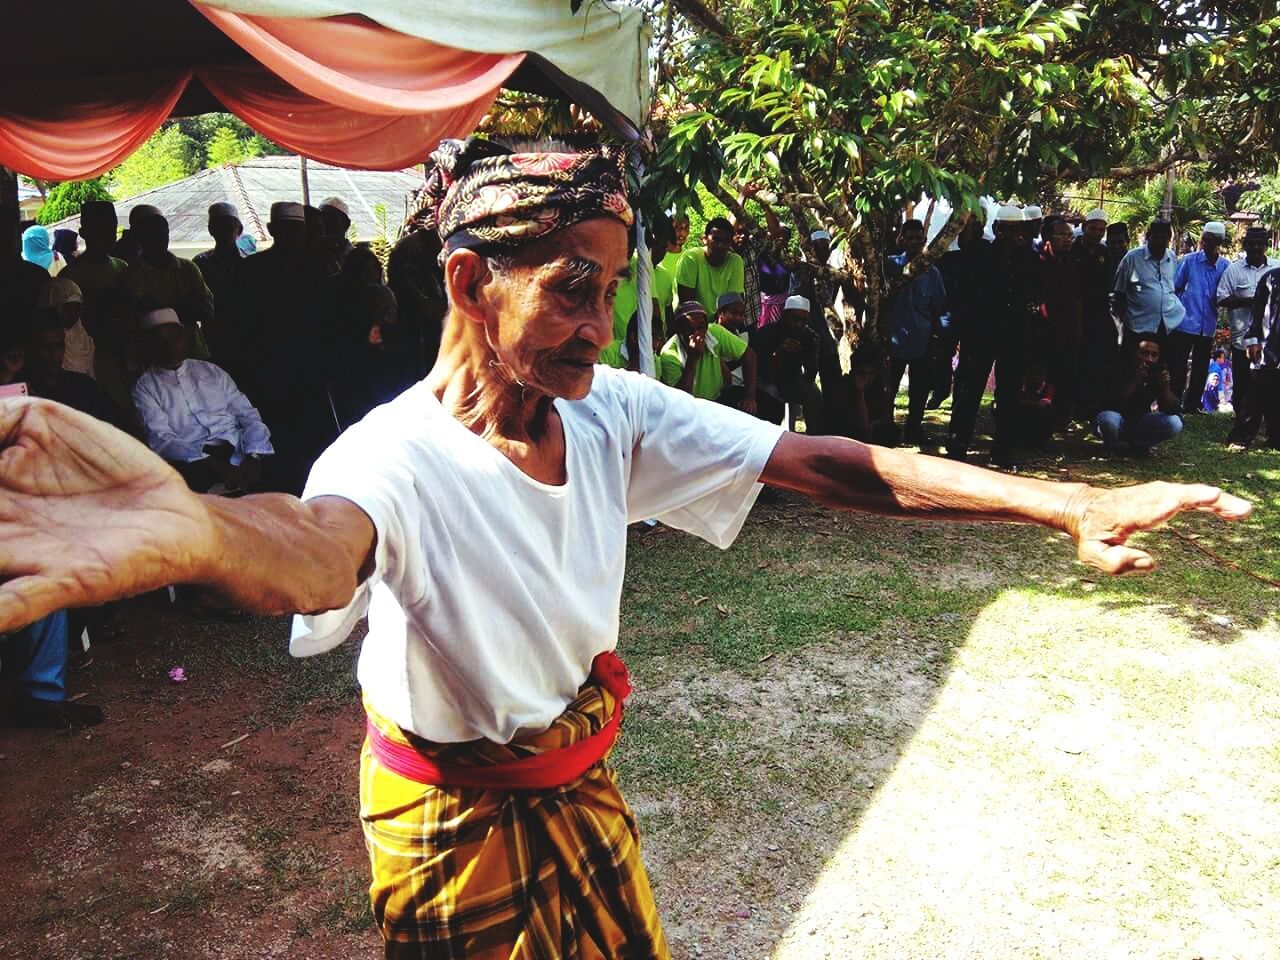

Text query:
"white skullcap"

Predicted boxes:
[[1202, 221, 1227, 239], [129, 204, 163, 226], [320, 196, 350, 218], [784, 295, 811, 313], [995, 204, 1025, 223], [138, 308, 182, 331], [810, 229, 831, 241], [208, 201, 240, 220], [1084, 208, 1108, 224], [1024, 205, 1044, 219], [36, 276, 83, 309]]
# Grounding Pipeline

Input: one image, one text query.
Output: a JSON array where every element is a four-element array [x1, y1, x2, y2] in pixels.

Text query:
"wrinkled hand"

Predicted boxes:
[[0, 399, 216, 631], [1068, 481, 1251, 575]]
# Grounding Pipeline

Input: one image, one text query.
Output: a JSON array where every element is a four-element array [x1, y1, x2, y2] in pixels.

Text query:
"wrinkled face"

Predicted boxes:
[[456, 217, 628, 402], [209, 216, 242, 246], [1083, 220, 1106, 246], [1244, 236, 1268, 261], [704, 225, 733, 265], [137, 216, 169, 258], [1146, 225, 1172, 258], [27, 328, 65, 379], [1049, 221, 1075, 255], [146, 322, 188, 371], [899, 225, 926, 258]]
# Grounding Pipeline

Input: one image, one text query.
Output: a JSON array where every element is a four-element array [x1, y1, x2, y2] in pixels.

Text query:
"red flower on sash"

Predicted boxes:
[[591, 651, 632, 702]]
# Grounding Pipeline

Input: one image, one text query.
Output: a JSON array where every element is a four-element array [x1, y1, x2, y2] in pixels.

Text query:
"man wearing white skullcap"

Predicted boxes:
[[319, 196, 354, 265], [1024, 205, 1045, 249], [750, 293, 825, 429], [1167, 220, 1230, 411], [1073, 208, 1121, 419], [195, 202, 250, 380], [132, 308, 273, 493]]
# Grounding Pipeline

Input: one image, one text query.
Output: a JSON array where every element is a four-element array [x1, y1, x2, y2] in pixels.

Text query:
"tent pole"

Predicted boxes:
[[634, 210, 655, 378], [299, 156, 311, 207]]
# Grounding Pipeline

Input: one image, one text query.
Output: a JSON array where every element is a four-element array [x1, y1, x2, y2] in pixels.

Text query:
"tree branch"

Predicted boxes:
[[668, 0, 730, 39]]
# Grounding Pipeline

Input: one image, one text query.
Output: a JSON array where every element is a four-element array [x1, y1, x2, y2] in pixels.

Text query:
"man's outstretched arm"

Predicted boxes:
[[761, 433, 1251, 574], [0, 398, 374, 632]]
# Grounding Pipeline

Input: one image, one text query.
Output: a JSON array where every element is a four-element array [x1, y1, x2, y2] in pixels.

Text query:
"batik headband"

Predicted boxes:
[[414, 137, 634, 257]]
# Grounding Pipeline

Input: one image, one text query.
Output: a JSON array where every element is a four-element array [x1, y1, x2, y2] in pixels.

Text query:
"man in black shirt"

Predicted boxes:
[[1093, 336, 1183, 454], [752, 294, 824, 431], [1227, 266, 1280, 449], [1074, 209, 1120, 420]]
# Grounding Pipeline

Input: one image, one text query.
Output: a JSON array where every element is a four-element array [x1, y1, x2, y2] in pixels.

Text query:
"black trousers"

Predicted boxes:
[[1230, 348, 1255, 423], [947, 339, 1022, 456], [1164, 330, 1214, 412], [1228, 367, 1279, 447], [890, 354, 932, 437]]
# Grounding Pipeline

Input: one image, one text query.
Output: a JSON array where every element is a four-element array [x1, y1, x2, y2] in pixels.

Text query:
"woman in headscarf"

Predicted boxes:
[[35, 276, 93, 376], [0, 137, 1253, 960], [21, 224, 65, 276]]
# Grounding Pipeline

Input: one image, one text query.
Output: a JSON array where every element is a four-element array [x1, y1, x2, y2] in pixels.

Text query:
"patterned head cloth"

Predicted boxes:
[[414, 137, 634, 257]]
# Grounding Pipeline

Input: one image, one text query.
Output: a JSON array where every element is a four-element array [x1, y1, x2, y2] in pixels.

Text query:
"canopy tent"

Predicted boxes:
[[0, 0, 649, 180]]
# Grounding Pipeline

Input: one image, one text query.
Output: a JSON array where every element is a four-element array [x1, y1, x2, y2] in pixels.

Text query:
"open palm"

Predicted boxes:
[[0, 398, 215, 631]]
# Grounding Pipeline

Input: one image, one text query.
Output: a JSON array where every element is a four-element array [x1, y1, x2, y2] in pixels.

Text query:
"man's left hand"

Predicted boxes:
[[1068, 482, 1251, 575]]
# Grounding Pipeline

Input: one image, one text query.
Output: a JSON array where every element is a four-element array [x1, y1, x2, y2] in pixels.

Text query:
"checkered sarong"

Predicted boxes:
[[360, 684, 670, 959]]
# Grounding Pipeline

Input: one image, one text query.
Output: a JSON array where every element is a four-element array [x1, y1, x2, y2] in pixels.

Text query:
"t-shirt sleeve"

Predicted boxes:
[[711, 324, 748, 362], [1216, 266, 1234, 300], [657, 344, 683, 386], [288, 416, 417, 657], [622, 373, 783, 548], [674, 251, 698, 288]]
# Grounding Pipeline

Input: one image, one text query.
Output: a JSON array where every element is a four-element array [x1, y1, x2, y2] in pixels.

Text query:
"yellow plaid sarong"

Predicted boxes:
[[360, 682, 670, 960]]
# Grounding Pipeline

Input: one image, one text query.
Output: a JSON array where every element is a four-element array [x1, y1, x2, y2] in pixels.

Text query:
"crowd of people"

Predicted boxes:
[[1, 185, 1277, 731], [620, 197, 1279, 470]]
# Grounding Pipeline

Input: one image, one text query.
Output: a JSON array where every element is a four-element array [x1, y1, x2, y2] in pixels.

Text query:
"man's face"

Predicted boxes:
[[704, 226, 733, 265], [782, 308, 809, 329], [137, 216, 169, 258], [717, 303, 747, 330], [320, 207, 350, 239], [209, 216, 242, 247], [146, 323, 188, 371], [1146, 226, 1172, 258], [79, 216, 117, 251], [673, 217, 689, 248], [813, 238, 831, 263], [1201, 233, 1222, 257], [1107, 226, 1130, 252], [1244, 236, 1268, 262], [678, 309, 709, 348], [994, 221, 1026, 246], [1136, 339, 1160, 369], [1083, 220, 1106, 246], [27, 328, 65, 380], [1049, 222, 1075, 256], [466, 217, 628, 402], [899, 226, 926, 259], [268, 219, 307, 255]]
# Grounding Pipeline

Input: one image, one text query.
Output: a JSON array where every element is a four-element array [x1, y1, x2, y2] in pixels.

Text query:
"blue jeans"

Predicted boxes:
[[1093, 410, 1183, 450], [1, 611, 69, 701]]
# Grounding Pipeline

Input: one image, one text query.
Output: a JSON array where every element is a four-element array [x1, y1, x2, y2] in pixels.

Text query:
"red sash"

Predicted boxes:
[[364, 651, 631, 791]]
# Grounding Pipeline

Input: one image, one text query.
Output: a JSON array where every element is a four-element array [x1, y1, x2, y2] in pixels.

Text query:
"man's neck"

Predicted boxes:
[[1204, 250, 1219, 265], [80, 246, 112, 263], [214, 242, 240, 259], [427, 319, 557, 446], [142, 251, 172, 268], [705, 249, 726, 267]]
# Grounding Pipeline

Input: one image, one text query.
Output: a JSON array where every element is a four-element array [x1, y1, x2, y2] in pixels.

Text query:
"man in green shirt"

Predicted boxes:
[[600, 305, 663, 373], [660, 301, 778, 423], [611, 247, 676, 341], [675, 217, 745, 315]]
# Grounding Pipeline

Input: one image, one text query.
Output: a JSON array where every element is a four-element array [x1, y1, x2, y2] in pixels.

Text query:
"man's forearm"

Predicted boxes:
[[763, 433, 1092, 535], [677, 360, 698, 394], [194, 494, 373, 616]]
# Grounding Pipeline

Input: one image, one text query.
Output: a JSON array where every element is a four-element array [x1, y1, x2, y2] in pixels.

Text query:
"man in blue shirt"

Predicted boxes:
[[1170, 221, 1228, 413], [1112, 219, 1186, 345], [886, 219, 947, 445]]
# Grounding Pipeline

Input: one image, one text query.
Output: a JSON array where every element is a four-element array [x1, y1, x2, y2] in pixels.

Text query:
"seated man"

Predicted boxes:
[[659, 300, 781, 422], [20, 310, 127, 430], [1093, 336, 1183, 455], [750, 294, 825, 432], [131, 308, 273, 493], [2, 611, 104, 729], [599, 307, 663, 374]]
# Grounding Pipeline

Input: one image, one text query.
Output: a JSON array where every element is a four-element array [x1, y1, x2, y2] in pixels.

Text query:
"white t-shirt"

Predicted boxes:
[[290, 366, 783, 744]]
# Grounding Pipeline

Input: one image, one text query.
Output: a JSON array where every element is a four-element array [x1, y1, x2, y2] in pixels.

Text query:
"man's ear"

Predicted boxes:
[[444, 250, 495, 324]]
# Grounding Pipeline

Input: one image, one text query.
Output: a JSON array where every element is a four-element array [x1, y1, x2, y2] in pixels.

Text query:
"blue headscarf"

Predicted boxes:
[[21, 225, 54, 269]]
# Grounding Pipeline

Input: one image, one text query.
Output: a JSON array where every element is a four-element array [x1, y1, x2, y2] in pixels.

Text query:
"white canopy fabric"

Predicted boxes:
[[197, 0, 651, 132]]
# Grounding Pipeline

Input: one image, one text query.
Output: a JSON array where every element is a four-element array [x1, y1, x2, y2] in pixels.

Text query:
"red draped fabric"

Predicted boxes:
[[0, 6, 524, 179]]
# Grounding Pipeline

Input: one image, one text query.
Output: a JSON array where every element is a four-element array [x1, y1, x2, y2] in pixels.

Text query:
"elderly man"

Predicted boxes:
[[0, 137, 1250, 960], [675, 216, 745, 314], [886, 219, 948, 446], [1169, 221, 1229, 413], [193, 202, 249, 376], [1219, 226, 1276, 433], [1113, 219, 1186, 347], [132, 308, 273, 493]]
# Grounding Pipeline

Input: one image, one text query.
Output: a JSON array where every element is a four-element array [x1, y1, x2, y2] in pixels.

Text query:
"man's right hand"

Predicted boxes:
[[685, 331, 707, 355], [0, 399, 216, 631]]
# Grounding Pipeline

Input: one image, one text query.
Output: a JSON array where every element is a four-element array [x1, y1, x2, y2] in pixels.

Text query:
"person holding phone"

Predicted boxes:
[[1094, 336, 1184, 455]]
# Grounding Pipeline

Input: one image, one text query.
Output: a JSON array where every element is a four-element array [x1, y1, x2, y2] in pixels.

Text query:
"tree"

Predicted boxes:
[[35, 178, 113, 225], [205, 125, 262, 167], [109, 124, 198, 197]]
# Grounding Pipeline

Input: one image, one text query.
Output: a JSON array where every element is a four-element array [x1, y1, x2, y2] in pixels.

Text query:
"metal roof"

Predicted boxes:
[[46, 156, 423, 249]]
